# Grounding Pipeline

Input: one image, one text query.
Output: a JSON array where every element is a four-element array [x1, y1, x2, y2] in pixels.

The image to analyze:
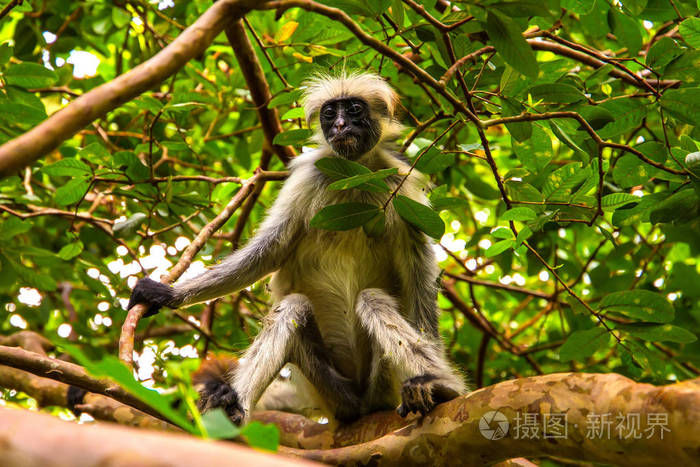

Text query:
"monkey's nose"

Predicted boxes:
[[334, 117, 346, 130]]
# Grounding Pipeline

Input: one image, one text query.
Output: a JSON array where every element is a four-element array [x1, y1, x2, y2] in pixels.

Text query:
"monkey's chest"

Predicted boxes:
[[272, 229, 397, 380]]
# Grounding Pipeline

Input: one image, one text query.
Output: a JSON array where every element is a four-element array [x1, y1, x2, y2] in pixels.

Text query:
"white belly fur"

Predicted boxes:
[[270, 227, 397, 381]]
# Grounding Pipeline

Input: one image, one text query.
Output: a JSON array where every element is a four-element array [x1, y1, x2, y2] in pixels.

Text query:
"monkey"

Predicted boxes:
[[128, 72, 467, 424]]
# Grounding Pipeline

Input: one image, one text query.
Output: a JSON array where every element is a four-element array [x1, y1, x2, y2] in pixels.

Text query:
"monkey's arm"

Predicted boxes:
[[394, 230, 442, 338], [128, 173, 308, 314]]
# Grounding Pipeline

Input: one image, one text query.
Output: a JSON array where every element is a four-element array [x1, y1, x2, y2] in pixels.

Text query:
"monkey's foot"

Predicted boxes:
[[198, 380, 244, 425], [397, 374, 440, 417]]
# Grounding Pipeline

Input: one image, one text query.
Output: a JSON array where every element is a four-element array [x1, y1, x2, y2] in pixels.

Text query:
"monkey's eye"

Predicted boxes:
[[321, 107, 336, 119], [347, 103, 364, 116]]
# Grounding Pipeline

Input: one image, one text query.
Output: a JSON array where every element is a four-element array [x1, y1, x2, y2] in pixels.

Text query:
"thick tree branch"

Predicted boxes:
[[0, 345, 167, 422], [0, 407, 317, 467], [280, 373, 700, 466], [0, 364, 173, 431], [225, 19, 295, 164]]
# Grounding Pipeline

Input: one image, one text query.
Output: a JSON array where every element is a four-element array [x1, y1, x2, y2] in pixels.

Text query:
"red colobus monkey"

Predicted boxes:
[[128, 72, 467, 424]]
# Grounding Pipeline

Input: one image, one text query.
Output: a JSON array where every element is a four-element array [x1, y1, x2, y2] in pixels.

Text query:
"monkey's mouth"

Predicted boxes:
[[329, 132, 358, 146]]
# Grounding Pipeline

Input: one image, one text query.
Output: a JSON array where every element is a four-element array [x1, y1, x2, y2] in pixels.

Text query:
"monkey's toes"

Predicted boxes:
[[397, 375, 436, 417], [198, 381, 245, 425]]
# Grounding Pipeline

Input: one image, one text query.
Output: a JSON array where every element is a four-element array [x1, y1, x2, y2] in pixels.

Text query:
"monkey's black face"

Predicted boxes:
[[320, 97, 381, 159]]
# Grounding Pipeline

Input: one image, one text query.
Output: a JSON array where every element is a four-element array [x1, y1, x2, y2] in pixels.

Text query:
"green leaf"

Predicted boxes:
[[315, 157, 369, 179], [202, 409, 241, 439], [327, 168, 397, 192], [57, 241, 84, 260], [623, 0, 647, 15], [485, 239, 514, 257], [392, 195, 445, 239], [492, 227, 514, 239], [0, 102, 46, 125], [561, 0, 595, 14], [112, 8, 132, 29], [0, 217, 31, 240], [272, 129, 312, 145], [280, 107, 305, 119], [55, 177, 90, 206], [649, 189, 698, 224], [542, 163, 591, 201], [42, 158, 92, 176], [679, 17, 700, 49], [316, 157, 392, 192], [62, 345, 195, 432], [528, 83, 585, 104], [486, 10, 538, 79], [363, 210, 387, 237], [462, 168, 501, 200], [609, 9, 642, 56], [515, 225, 533, 246], [4, 62, 58, 88], [661, 87, 700, 126], [612, 155, 657, 188], [513, 124, 552, 172], [241, 422, 280, 452], [310, 202, 380, 231], [0, 43, 12, 66], [616, 323, 697, 344], [267, 89, 303, 108], [414, 147, 455, 174], [646, 37, 684, 69], [501, 207, 537, 221], [599, 290, 674, 323], [559, 328, 611, 362], [602, 193, 639, 209], [430, 196, 469, 211], [501, 97, 532, 142]]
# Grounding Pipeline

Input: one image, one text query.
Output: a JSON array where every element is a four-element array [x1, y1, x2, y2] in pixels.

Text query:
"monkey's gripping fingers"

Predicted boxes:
[[127, 277, 176, 317], [197, 380, 245, 426], [397, 374, 438, 417], [397, 374, 462, 417]]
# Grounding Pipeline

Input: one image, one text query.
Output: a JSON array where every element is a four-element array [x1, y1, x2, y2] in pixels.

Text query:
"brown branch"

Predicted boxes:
[[482, 111, 687, 176], [440, 39, 679, 91], [224, 19, 294, 164], [263, 0, 480, 124], [0, 331, 53, 355], [0, 0, 19, 20], [0, 345, 168, 422], [0, 0, 259, 176], [444, 272, 552, 300], [280, 373, 700, 466], [0, 407, 316, 467], [0, 364, 173, 431]]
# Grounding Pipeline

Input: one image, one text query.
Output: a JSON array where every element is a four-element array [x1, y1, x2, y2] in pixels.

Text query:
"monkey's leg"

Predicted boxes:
[[233, 293, 360, 423], [356, 288, 466, 417]]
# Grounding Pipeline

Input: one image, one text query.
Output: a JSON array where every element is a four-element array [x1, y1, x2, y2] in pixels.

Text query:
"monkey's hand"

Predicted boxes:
[[197, 379, 245, 426], [397, 374, 460, 417], [127, 277, 176, 317]]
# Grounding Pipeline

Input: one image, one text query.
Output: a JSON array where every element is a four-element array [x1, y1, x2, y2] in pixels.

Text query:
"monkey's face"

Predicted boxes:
[[320, 97, 381, 159]]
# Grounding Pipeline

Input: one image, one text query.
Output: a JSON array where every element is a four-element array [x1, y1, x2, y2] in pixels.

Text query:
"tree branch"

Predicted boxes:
[[280, 373, 700, 466], [225, 19, 295, 164], [0, 345, 167, 422], [0, 407, 316, 467]]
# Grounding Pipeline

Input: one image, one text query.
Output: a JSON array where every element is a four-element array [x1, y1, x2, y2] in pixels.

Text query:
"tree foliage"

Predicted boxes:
[[0, 0, 699, 464]]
